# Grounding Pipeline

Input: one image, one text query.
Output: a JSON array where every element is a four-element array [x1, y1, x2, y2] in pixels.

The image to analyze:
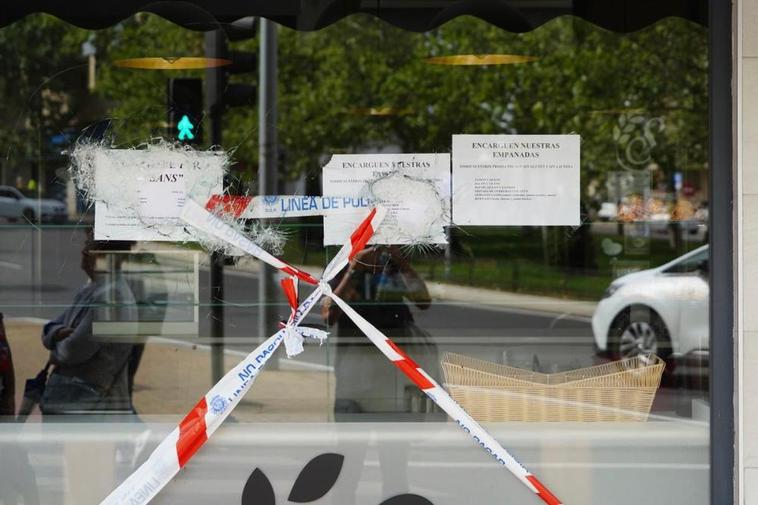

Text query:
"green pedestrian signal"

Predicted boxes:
[[168, 78, 202, 144], [177, 115, 195, 141]]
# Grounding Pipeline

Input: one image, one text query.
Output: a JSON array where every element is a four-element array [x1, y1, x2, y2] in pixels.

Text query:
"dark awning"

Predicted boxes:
[[0, 0, 708, 33]]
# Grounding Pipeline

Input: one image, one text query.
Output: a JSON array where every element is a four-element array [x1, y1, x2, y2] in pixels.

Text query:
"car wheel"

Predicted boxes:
[[608, 305, 672, 361], [22, 208, 35, 223]]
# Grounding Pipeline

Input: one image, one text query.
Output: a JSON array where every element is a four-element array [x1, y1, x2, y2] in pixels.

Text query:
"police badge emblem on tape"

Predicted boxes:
[[209, 394, 228, 415]]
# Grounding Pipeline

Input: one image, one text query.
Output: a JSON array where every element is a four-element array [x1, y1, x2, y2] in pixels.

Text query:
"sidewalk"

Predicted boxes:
[[425, 282, 596, 318], [5, 319, 334, 421]]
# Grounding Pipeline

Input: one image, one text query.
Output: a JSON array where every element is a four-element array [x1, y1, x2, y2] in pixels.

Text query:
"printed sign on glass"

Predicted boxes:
[[452, 134, 580, 226]]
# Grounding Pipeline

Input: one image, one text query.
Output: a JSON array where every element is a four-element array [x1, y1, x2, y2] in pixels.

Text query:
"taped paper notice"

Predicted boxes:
[[452, 134, 580, 226], [322, 153, 450, 245], [92, 149, 224, 241]]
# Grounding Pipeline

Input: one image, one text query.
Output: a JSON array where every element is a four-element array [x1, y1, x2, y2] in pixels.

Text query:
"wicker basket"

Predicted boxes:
[[441, 352, 664, 422]]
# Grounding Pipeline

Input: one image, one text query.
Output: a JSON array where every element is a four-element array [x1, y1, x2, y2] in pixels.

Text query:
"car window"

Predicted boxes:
[[663, 248, 709, 273], [0, 189, 18, 199]]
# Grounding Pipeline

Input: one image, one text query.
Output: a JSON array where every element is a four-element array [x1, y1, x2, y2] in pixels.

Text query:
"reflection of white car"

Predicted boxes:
[[0, 185, 67, 223], [592, 245, 709, 360], [597, 202, 617, 220]]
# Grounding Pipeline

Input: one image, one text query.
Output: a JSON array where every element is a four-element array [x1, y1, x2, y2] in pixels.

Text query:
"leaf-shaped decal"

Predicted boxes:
[[629, 115, 645, 126], [242, 468, 276, 505], [378, 494, 434, 505], [287, 453, 344, 503]]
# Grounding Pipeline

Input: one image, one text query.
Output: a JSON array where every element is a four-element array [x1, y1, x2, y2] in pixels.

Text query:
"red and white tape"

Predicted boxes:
[[325, 291, 562, 505], [181, 198, 319, 285], [99, 276, 330, 505], [98, 329, 286, 505], [100, 208, 385, 505], [103, 205, 562, 505], [204, 194, 365, 219]]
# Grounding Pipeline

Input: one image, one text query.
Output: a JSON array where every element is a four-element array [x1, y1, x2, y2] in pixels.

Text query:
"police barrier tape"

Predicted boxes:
[[99, 280, 328, 505], [182, 202, 562, 505], [324, 290, 561, 505], [101, 205, 562, 505], [99, 329, 284, 505], [181, 199, 320, 285], [99, 208, 385, 505], [205, 194, 372, 219]]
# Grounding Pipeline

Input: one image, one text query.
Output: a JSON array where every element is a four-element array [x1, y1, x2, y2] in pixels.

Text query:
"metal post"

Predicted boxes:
[[258, 19, 279, 357], [708, 0, 734, 502], [205, 29, 226, 383]]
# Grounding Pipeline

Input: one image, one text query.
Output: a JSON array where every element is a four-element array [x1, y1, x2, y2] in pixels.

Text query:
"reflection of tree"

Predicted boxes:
[[286, 15, 703, 195], [1, 14, 707, 268], [3, 15, 707, 185], [0, 15, 203, 183], [0, 16, 90, 187]]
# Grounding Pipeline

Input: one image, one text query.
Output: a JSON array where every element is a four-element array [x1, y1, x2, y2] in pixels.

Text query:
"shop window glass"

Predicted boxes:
[[0, 10, 711, 505]]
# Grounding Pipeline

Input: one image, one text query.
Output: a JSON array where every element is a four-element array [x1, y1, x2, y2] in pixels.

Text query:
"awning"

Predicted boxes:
[[0, 0, 708, 33]]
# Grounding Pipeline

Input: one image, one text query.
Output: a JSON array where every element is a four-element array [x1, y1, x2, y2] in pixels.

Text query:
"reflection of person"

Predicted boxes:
[[322, 245, 436, 416], [0, 313, 15, 416], [0, 322, 40, 505], [325, 246, 434, 503], [40, 231, 138, 415]]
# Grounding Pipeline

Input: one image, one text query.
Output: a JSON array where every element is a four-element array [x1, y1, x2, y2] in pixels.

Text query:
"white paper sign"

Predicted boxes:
[[94, 150, 224, 241], [322, 153, 451, 245], [452, 134, 580, 226]]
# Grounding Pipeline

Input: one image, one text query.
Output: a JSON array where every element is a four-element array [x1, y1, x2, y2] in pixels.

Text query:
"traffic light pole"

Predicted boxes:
[[205, 29, 226, 384], [203, 22, 257, 384], [258, 18, 279, 363]]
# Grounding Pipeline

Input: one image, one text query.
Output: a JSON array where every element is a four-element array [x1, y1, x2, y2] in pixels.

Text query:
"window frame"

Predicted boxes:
[[708, 0, 735, 502], [0, 2, 735, 501]]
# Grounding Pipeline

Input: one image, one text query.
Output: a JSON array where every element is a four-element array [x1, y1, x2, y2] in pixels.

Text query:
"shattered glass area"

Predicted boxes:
[[242, 221, 291, 256], [365, 171, 450, 246], [68, 140, 290, 255], [70, 140, 224, 237], [321, 153, 451, 246]]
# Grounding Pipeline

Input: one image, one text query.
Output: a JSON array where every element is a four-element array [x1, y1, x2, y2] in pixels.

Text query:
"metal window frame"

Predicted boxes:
[[709, 0, 735, 503]]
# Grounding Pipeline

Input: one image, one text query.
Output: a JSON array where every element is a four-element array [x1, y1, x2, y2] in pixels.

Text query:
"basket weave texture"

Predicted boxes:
[[441, 352, 664, 422]]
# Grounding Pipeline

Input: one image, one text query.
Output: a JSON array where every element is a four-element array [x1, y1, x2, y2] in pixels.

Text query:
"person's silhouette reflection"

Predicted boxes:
[[322, 245, 436, 417], [40, 231, 138, 415], [324, 246, 438, 503]]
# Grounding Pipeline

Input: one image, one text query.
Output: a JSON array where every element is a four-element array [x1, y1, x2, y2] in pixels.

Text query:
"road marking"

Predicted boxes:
[[441, 301, 593, 322]]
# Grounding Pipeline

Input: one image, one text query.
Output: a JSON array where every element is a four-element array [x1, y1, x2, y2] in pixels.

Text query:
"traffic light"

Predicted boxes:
[[167, 78, 202, 144], [205, 17, 257, 145]]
